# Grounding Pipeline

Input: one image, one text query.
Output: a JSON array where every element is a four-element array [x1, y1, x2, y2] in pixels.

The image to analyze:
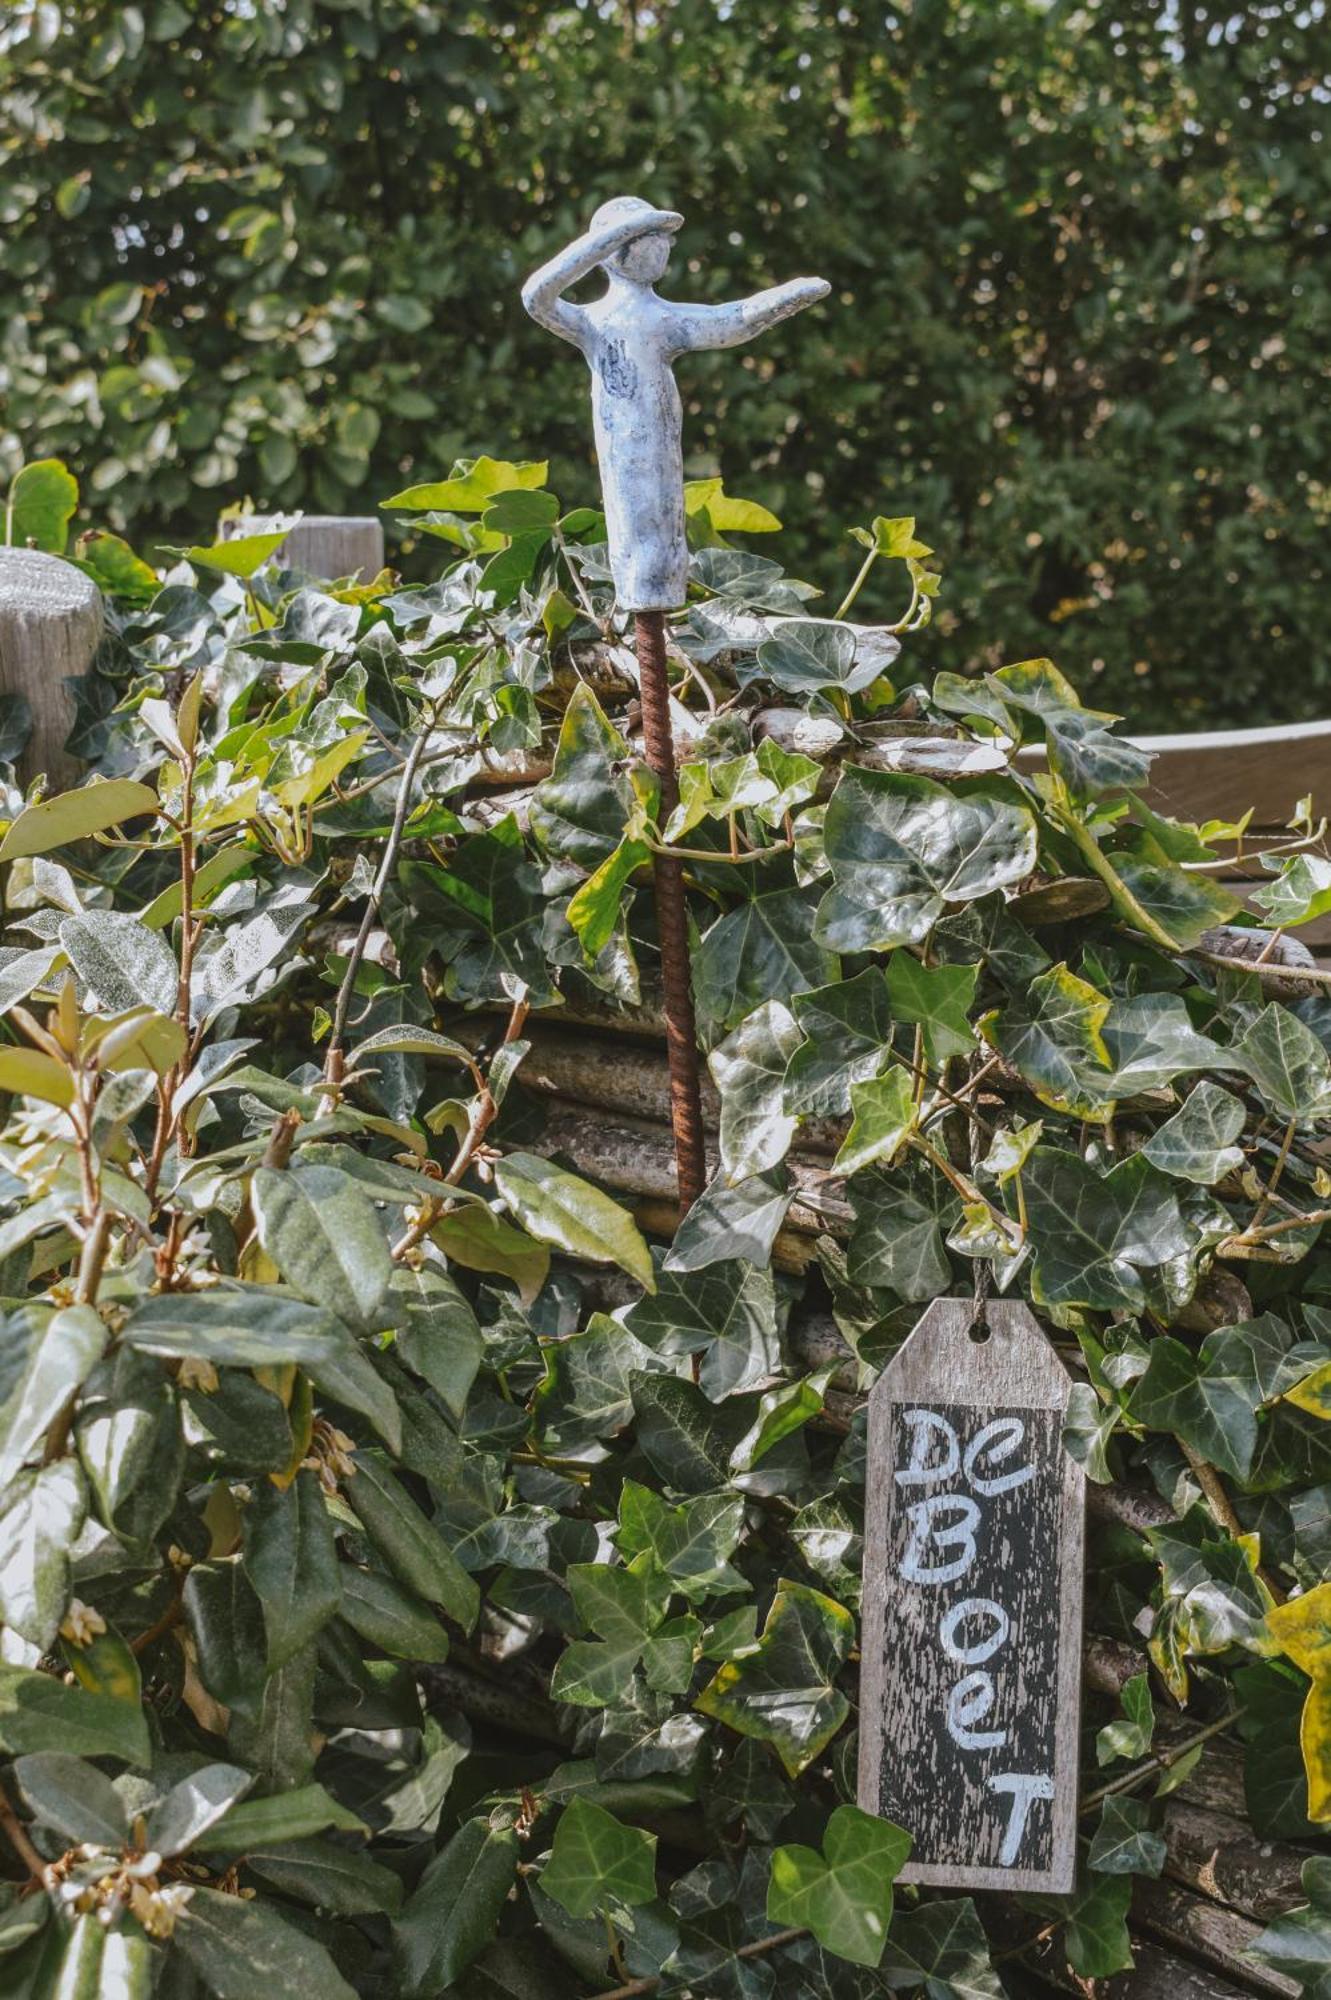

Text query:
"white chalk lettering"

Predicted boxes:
[[900, 1494, 980, 1584], [938, 1596, 1010, 1666], [987, 1772, 1055, 1866], [894, 1408, 960, 1487], [946, 1671, 1007, 1751], [964, 1416, 1035, 1497]]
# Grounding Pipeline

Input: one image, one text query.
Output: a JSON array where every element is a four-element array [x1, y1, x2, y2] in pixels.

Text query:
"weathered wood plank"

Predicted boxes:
[[858, 1297, 1085, 1892]]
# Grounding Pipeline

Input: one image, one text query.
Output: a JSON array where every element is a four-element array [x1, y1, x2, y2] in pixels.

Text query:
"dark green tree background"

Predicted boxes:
[[1, 0, 1327, 727]]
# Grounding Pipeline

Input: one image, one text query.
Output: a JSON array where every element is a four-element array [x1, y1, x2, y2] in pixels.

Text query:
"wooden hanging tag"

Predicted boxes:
[[857, 1297, 1085, 1893]]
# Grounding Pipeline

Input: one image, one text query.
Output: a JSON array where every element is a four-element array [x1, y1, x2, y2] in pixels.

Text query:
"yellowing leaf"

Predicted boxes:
[[1268, 1586, 1331, 1820], [382, 458, 548, 513]]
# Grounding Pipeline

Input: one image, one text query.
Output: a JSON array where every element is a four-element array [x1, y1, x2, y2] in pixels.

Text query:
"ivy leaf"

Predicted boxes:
[[756, 619, 885, 698], [615, 1482, 748, 1602], [541, 1797, 657, 1919], [384, 456, 548, 512], [1267, 1586, 1331, 1820], [815, 768, 1037, 951], [530, 684, 636, 869], [1249, 1856, 1331, 1999], [494, 1152, 654, 1289], [392, 1819, 519, 1996], [1096, 1671, 1155, 1766], [730, 1370, 832, 1475], [767, 1805, 910, 1966], [1022, 1149, 1210, 1314], [846, 1172, 953, 1301], [835, 1067, 916, 1178], [696, 1579, 855, 1776], [1114, 854, 1242, 947], [1235, 1661, 1320, 1839], [1235, 1004, 1331, 1119], [1034, 1871, 1134, 1979], [783, 968, 894, 1118], [1101, 992, 1235, 1094], [631, 1372, 746, 1494], [623, 1256, 780, 1400], [695, 886, 835, 1036], [710, 998, 802, 1181], [1254, 853, 1331, 929], [882, 1896, 1005, 2000], [408, 821, 553, 1007], [1128, 1315, 1304, 1481], [664, 1170, 794, 1274], [1142, 1081, 1247, 1183], [533, 1315, 667, 1454], [551, 1562, 674, 1706], [981, 963, 1113, 1118], [566, 834, 650, 962], [1087, 1795, 1166, 1875], [885, 955, 978, 1065]]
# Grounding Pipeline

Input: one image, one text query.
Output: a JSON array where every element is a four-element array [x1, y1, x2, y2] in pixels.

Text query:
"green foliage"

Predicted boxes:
[[2, 460, 1331, 2000], [1, 4, 1328, 725]]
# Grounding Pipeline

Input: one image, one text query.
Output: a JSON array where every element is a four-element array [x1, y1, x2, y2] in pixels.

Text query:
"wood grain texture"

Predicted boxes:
[[858, 1296, 1085, 1892], [1020, 718, 1331, 831], [0, 548, 104, 788]]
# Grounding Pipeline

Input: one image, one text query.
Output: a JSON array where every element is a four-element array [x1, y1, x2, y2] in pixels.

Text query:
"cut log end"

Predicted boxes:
[[0, 546, 104, 789]]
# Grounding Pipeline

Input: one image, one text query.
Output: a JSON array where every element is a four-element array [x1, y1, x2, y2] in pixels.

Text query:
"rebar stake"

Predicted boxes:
[[634, 610, 707, 1213]]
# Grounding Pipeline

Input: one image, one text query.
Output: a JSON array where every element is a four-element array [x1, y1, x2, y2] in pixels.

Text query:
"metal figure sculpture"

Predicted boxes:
[[522, 199, 830, 1209], [521, 196, 829, 613]]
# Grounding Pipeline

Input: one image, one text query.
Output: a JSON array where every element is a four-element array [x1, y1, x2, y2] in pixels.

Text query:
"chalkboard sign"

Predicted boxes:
[[857, 1297, 1085, 1892]]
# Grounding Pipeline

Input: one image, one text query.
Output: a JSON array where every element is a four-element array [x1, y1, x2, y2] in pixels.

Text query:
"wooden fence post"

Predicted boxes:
[[0, 548, 104, 791], [224, 514, 385, 582]]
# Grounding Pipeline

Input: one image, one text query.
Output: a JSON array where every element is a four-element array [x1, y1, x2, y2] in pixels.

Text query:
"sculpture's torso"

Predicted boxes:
[[576, 285, 688, 613]]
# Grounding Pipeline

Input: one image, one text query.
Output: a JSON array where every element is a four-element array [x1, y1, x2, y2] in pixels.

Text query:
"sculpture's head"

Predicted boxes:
[[592, 195, 673, 285]]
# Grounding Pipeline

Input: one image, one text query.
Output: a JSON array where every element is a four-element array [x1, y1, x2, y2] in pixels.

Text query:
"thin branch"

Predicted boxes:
[[322, 700, 438, 1101], [593, 1927, 808, 2000], [1079, 1706, 1243, 1815], [0, 1776, 49, 1885]]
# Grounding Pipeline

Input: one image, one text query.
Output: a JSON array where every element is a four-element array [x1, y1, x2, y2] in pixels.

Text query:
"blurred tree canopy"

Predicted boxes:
[[1, 0, 1327, 728]]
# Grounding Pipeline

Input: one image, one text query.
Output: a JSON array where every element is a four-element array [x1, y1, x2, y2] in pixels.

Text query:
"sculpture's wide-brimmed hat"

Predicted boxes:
[[590, 194, 663, 235]]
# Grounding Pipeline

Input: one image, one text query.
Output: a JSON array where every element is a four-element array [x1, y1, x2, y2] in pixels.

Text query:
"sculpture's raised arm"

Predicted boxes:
[[521, 207, 684, 347], [668, 276, 831, 354]]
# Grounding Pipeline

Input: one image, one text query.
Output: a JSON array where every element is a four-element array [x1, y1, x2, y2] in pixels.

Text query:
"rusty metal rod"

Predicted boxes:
[[633, 610, 707, 1212]]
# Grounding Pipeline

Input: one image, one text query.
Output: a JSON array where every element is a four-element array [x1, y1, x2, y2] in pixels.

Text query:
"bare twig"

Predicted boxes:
[[322, 699, 439, 1104]]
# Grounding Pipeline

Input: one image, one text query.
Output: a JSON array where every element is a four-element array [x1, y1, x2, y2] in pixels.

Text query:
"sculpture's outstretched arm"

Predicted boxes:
[[521, 208, 685, 347], [668, 276, 831, 353]]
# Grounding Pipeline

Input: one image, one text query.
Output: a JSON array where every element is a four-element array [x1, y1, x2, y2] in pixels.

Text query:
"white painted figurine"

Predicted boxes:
[[521, 197, 830, 612]]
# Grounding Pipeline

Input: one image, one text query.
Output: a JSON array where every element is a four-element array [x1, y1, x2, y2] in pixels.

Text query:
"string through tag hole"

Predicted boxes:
[[967, 1310, 991, 1345]]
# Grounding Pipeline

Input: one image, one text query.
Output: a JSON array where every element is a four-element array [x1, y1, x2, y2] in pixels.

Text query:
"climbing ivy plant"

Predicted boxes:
[[1, 457, 1331, 1996]]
